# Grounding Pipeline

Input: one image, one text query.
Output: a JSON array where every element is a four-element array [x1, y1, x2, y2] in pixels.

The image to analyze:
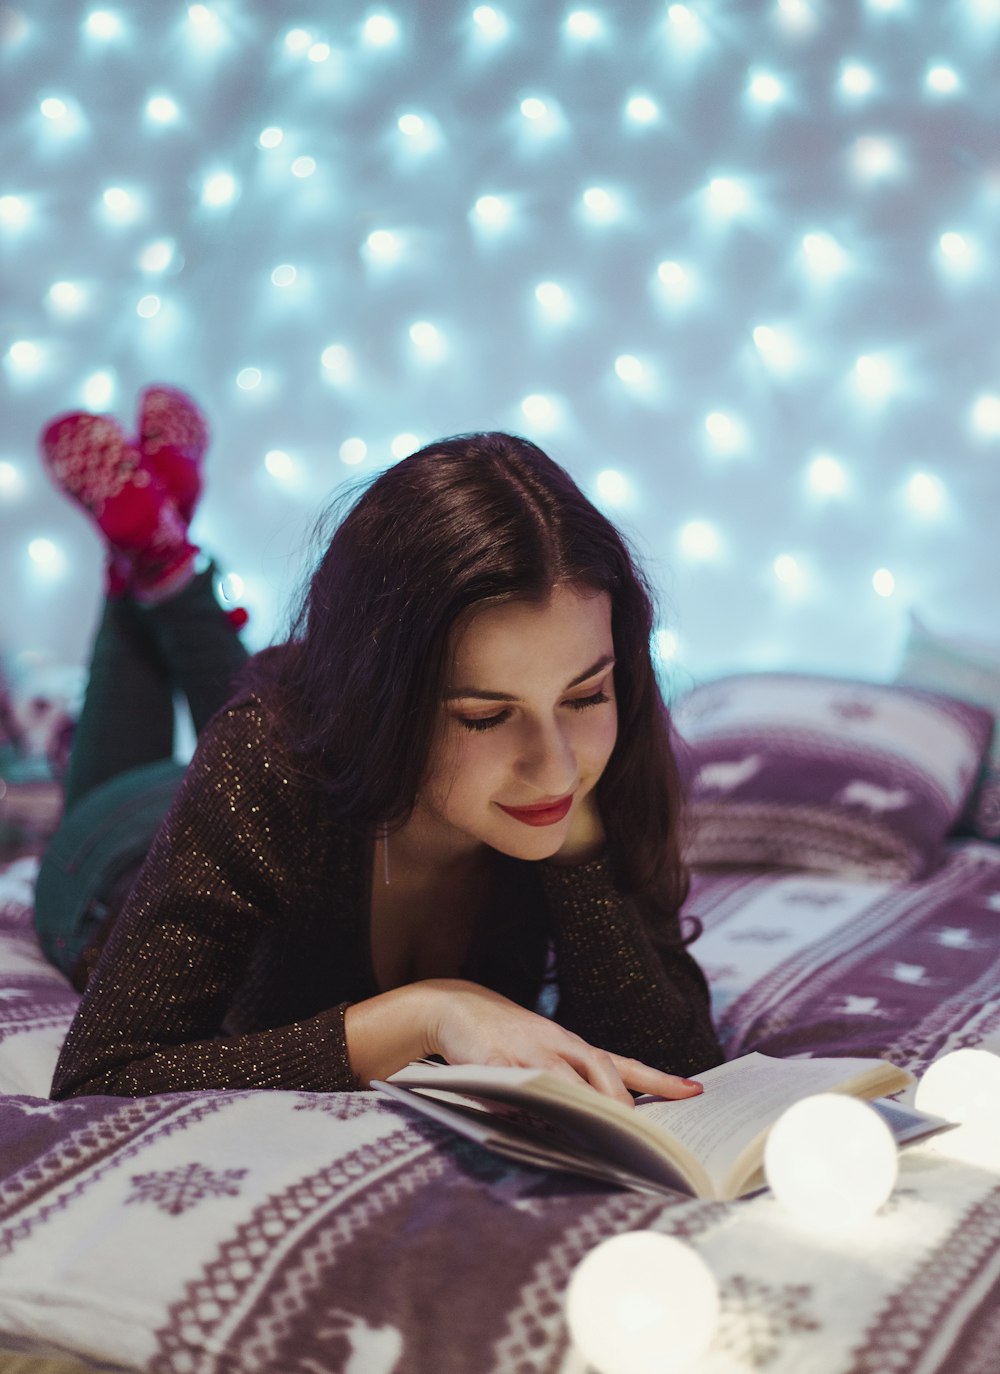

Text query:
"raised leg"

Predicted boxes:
[[62, 596, 175, 811]]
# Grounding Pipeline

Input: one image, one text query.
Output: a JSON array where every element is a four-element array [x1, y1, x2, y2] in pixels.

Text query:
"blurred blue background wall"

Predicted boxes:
[[2, 0, 998, 698]]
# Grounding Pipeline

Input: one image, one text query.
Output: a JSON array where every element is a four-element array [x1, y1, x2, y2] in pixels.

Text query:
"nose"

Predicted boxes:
[[516, 715, 578, 796]]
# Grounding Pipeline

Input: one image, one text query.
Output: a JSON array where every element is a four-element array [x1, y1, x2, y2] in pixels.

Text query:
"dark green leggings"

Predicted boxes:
[[62, 565, 249, 809], [34, 566, 249, 982]]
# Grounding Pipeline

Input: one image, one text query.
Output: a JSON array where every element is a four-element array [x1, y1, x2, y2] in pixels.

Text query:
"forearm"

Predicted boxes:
[[541, 859, 723, 1076], [53, 1003, 361, 1098], [57, 981, 453, 1098]]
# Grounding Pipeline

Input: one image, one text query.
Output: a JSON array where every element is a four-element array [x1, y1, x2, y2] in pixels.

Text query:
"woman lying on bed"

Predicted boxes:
[[36, 391, 722, 1104]]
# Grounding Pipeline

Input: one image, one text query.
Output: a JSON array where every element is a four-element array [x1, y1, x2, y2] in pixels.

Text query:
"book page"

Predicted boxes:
[[384, 1066, 711, 1194], [638, 1053, 905, 1196], [375, 1079, 687, 1197]]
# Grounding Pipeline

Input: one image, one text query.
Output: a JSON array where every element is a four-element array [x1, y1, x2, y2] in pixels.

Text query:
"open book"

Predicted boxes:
[[374, 1051, 949, 1200]]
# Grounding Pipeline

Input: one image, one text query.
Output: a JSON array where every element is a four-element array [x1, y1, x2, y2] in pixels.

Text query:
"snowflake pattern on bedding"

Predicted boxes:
[[0, 849, 999, 1373], [691, 847, 1000, 1073], [292, 1093, 395, 1121], [715, 1277, 820, 1368], [842, 1186, 1000, 1374], [127, 1163, 248, 1216]]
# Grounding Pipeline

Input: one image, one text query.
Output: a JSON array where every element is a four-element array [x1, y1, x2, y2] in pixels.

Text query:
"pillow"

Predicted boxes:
[[672, 672, 994, 880], [0, 857, 79, 1096], [893, 612, 1000, 840]]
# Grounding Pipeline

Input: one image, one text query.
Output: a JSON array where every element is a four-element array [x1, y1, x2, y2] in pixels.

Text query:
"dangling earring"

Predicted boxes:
[[380, 824, 391, 885]]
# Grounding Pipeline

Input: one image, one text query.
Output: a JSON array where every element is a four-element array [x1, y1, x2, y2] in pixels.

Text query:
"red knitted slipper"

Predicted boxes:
[[136, 384, 209, 525], [40, 412, 198, 603]]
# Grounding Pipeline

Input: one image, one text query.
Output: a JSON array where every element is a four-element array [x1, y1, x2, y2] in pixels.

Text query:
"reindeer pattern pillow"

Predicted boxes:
[[672, 673, 995, 880]]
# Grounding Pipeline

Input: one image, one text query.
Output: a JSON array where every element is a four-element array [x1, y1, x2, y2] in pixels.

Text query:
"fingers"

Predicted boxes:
[[431, 982, 704, 1108], [555, 1040, 636, 1107], [488, 1037, 635, 1108], [611, 1054, 704, 1100], [581, 1059, 638, 1108]]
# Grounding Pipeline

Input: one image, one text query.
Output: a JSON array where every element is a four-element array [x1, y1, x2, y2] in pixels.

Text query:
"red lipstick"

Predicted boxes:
[[497, 795, 574, 827]]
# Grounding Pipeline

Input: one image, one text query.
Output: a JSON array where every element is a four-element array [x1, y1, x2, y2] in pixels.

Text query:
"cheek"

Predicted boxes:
[[422, 729, 503, 810], [563, 707, 618, 783], [587, 703, 619, 768]]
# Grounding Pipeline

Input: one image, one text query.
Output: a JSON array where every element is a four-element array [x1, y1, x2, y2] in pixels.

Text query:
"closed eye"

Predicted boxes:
[[458, 709, 512, 734], [456, 689, 611, 734], [568, 689, 610, 712]]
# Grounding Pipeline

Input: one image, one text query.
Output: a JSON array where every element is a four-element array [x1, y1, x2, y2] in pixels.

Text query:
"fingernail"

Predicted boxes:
[[682, 1078, 703, 1089]]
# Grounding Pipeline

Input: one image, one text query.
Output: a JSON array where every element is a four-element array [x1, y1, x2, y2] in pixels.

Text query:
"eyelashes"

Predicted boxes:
[[457, 690, 611, 734], [459, 715, 509, 734]]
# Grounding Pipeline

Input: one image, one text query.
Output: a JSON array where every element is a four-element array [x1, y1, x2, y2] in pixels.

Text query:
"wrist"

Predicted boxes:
[[344, 981, 463, 1085], [411, 978, 480, 1059]]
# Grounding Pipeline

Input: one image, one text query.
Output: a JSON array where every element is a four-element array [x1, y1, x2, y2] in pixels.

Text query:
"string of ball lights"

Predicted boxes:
[[1, 0, 998, 686]]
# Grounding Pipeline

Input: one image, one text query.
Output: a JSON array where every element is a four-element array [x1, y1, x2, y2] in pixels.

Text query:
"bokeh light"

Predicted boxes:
[[0, 3, 994, 686]]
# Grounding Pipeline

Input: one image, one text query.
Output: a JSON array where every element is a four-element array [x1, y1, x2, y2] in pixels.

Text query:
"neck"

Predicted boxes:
[[378, 805, 489, 887]]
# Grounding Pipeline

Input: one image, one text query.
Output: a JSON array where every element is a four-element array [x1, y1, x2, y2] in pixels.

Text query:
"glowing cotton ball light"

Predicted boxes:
[[764, 1094, 898, 1229], [915, 1050, 1000, 1143], [565, 1232, 719, 1374]]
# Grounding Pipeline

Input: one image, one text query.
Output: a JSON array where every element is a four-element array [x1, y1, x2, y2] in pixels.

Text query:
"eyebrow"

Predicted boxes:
[[444, 653, 616, 703]]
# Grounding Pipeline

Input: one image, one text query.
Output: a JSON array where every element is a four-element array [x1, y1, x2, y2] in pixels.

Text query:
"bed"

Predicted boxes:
[[0, 644, 999, 1374]]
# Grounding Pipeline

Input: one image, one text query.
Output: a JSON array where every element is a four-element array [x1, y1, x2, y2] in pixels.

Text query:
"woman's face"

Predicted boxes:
[[412, 583, 619, 862]]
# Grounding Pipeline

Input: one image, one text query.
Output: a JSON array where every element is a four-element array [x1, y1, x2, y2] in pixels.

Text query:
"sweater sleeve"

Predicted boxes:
[[50, 699, 362, 1099], [538, 858, 723, 1079]]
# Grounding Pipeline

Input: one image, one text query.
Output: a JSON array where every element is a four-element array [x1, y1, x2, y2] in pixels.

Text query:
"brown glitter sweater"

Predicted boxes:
[[50, 697, 722, 1099]]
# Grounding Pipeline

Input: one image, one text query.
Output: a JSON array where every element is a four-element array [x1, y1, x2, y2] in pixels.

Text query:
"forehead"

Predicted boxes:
[[449, 585, 613, 683]]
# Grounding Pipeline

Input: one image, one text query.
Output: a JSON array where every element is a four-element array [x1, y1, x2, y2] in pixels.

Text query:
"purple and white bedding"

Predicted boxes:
[[1, 835, 999, 1374], [674, 672, 996, 880]]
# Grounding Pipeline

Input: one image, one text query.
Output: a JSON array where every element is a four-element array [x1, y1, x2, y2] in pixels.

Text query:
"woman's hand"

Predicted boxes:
[[548, 788, 606, 867], [422, 979, 701, 1108]]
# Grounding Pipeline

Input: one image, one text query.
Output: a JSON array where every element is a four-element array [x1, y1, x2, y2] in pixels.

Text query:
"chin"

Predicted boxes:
[[487, 827, 567, 863]]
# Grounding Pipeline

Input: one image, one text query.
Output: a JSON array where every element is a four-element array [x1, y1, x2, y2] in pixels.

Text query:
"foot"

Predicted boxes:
[[136, 385, 209, 525], [40, 411, 198, 602]]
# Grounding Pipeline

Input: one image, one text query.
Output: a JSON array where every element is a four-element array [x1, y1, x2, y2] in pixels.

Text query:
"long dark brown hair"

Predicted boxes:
[[246, 432, 690, 920]]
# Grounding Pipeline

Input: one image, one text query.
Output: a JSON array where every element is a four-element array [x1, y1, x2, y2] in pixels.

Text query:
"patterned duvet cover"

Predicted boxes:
[[0, 843, 998, 1374]]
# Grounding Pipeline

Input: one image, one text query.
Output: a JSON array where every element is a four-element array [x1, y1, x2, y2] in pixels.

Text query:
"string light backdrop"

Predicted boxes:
[[2, 0, 998, 693]]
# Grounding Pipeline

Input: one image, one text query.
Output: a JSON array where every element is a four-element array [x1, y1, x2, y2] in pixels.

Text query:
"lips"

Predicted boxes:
[[497, 794, 574, 827]]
